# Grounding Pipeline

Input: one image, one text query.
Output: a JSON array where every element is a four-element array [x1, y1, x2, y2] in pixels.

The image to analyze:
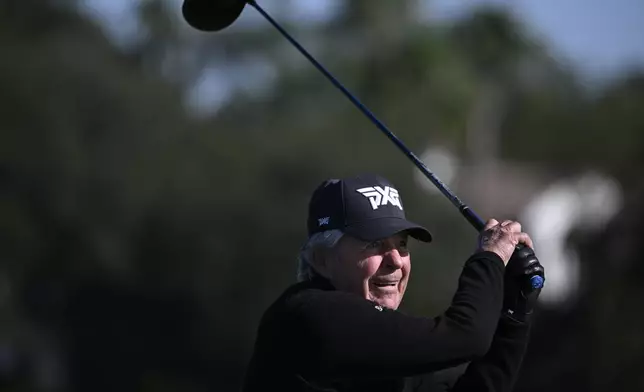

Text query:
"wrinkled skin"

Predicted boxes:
[[315, 232, 411, 310]]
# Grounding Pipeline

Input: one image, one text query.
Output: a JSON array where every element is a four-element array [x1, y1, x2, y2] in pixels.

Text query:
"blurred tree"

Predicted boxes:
[[501, 70, 644, 181], [448, 8, 535, 164]]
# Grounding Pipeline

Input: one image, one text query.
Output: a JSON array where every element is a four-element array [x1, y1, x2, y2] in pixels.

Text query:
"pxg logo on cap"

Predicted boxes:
[[307, 174, 432, 243], [356, 186, 402, 211]]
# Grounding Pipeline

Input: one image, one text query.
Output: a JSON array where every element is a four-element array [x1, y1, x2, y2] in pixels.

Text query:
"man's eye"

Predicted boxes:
[[365, 240, 382, 249]]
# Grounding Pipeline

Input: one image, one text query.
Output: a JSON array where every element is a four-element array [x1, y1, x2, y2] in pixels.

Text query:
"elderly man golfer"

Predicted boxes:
[[242, 174, 544, 392]]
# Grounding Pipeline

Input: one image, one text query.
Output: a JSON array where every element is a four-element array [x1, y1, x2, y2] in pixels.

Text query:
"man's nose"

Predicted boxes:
[[383, 248, 404, 269]]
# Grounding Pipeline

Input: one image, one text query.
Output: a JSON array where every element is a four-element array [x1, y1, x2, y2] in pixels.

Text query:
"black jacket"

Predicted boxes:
[[242, 251, 531, 392]]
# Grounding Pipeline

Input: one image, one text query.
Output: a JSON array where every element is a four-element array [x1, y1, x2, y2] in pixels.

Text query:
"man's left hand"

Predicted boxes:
[[503, 245, 545, 322]]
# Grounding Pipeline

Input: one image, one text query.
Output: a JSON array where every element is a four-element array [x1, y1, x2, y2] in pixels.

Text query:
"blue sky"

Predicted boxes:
[[423, 0, 644, 79]]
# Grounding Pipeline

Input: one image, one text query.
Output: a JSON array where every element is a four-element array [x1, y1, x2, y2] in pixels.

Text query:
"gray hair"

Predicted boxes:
[[296, 229, 344, 282]]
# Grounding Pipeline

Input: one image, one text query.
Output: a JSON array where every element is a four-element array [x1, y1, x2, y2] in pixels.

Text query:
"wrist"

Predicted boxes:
[[465, 250, 505, 269]]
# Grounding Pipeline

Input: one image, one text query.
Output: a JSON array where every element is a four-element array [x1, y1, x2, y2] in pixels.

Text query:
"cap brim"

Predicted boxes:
[[344, 217, 433, 243]]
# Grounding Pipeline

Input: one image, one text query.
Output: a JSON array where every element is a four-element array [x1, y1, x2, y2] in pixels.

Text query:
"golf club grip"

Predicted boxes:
[[513, 244, 545, 290], [461, 206, 544, 289]]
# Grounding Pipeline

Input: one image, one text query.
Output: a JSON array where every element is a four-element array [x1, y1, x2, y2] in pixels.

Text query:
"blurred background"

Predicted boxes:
[[1, 0, 643, 391]]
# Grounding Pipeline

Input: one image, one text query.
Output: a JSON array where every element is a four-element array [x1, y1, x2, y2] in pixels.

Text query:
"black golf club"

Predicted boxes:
[[181, 0, 544, 290]]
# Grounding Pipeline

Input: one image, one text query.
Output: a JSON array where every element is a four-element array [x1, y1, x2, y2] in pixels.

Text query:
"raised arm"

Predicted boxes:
[[447, 241, 544, 392]]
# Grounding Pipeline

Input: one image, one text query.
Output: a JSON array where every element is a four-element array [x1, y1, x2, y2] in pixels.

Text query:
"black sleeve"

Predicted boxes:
[[448, 315, 531, 392], [283, 251, 505, 379]]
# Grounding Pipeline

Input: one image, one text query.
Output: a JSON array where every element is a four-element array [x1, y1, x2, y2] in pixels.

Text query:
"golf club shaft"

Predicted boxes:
[[248, 0, 486, 232], [244, 2, 543, 290]]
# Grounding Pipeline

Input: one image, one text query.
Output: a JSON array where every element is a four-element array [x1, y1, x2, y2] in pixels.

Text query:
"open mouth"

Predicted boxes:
[[372, 281, 398, 288]]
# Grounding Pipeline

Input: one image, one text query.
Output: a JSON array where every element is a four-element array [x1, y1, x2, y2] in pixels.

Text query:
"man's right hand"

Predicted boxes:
[[477, 219, 534, 266]]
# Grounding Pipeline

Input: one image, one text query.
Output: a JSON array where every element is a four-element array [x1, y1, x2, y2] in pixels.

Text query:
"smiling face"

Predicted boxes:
[[317, 232, 411, 310]]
